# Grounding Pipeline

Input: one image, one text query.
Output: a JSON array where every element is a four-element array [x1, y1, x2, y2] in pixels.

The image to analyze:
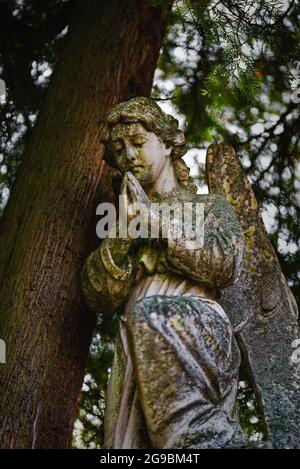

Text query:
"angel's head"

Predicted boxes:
[[103, 97, 197, 192]]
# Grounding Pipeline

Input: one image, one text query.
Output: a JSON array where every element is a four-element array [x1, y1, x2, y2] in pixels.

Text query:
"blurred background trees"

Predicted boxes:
[[0, 0, 299, 447]]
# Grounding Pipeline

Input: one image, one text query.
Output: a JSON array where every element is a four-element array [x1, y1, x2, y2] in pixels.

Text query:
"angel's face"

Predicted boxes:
[[109, 123, 171, 187]]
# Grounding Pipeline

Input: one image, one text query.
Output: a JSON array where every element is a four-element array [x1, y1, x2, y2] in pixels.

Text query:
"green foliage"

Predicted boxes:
[[154, 0, 300, 306], [72, 314, 119, 448], [237, 377, 266, 442], [0, 0, 72, 210]]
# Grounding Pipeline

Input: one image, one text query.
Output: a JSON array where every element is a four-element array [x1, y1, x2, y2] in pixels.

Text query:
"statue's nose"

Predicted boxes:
[[125, 144, 136, 162]]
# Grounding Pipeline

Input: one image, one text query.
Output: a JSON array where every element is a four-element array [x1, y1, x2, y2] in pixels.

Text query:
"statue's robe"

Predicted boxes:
[[82, 189, 246, 448]]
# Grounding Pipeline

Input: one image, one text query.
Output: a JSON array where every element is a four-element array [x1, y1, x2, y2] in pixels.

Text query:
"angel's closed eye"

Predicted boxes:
[[111, 139, 124, 151], [131, 134, 147, 147]]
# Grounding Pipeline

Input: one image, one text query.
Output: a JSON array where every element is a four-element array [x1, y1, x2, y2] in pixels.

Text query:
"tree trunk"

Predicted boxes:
[[0, 0, 170, 448]]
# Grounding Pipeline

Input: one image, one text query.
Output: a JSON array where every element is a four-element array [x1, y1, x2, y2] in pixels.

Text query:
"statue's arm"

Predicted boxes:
[[165, 195, 244, 290], [81, 236, 134, 314]]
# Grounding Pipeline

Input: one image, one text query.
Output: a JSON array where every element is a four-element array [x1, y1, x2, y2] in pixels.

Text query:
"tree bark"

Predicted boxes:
[[0, 0, 170, 448]]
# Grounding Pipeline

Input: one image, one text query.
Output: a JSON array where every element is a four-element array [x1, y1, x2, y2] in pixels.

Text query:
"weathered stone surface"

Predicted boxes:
[[206, 143, 300, 448], [82, 98, 247, 448], [126, 295, 245, 449]]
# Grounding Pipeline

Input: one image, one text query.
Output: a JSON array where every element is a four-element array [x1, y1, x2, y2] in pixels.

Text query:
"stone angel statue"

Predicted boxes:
[[81, 97, 246, 449]]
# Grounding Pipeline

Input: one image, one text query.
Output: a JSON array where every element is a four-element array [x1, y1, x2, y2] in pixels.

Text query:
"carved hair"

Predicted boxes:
[[103, 97, 197, 193]]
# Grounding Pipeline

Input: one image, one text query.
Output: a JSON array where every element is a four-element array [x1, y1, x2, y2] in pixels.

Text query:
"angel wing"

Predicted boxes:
[[206, 143, 300, 449]]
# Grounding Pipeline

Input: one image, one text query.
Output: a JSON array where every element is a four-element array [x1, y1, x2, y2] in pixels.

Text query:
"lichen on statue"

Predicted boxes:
[[81, 97, 246, 448]]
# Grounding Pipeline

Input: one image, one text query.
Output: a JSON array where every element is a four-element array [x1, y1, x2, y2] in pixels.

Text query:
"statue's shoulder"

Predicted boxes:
[[171, 188, 233, 212], [174, 190, 242, 235], [196, 193, 237, 213]]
